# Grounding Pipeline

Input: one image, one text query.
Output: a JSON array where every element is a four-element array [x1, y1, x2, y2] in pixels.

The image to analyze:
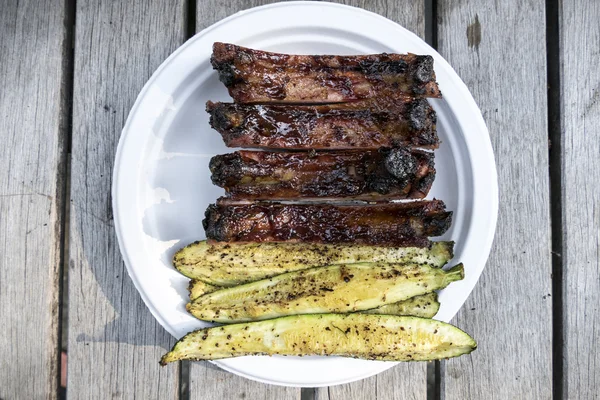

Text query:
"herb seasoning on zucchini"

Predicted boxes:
[[187, 263, 463, 323], [174, 241, 454, 286], [160, 314, 476, 364], [187, 279, 440, 318], [362, 292, 440, 318]]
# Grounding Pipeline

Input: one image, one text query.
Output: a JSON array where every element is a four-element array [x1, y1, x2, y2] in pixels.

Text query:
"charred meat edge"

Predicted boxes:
[[202, 200, 452, 247], [206, 100, 439, 150], [211, 42, 442, 103], [209, 148, 435, 200]]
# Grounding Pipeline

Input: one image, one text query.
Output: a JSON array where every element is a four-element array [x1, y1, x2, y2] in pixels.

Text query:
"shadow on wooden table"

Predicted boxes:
[[69, 191, 176, 351]]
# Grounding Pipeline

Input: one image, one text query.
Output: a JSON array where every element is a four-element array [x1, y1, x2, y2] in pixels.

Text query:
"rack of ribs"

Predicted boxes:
[[203, 201, 451, 247], [210, 149, 435, 201], [211, 42, 442, 103], [206, 100, 438, 149]]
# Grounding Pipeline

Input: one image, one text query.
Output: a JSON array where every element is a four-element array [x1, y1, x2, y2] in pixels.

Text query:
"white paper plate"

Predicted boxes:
[[113, 1, 498, 387]]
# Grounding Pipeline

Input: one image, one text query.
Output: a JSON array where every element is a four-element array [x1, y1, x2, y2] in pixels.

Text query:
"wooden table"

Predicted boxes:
[[1, 0, 598, 398]]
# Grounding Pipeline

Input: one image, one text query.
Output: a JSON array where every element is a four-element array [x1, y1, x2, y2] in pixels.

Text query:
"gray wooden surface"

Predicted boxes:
[[560, 2, 600, 399], [315, 1, 427, 398], [66, 1, 184, 398], [0, 1, 69, 399], [2, 0, 599, 399], [192, 2, 301, 398], [437, 1, 554, 399]]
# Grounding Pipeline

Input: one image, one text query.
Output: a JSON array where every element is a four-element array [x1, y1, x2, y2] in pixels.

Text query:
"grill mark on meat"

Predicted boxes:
[[209, 149, 435, 200], [211, 43, 441, 103], [206, 100, 438, 150], [203, 201, 451, 246]]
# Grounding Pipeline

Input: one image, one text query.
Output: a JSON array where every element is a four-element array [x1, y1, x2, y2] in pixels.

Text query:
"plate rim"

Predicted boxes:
[[112, 0, 498, 387]]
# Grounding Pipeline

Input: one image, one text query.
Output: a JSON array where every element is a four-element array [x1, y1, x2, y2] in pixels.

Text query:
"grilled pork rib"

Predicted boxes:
[[206, 100, 438, 150], [210, 149, 435, 201], [203, 201, 451, 246], [211, 43, 442, 103]]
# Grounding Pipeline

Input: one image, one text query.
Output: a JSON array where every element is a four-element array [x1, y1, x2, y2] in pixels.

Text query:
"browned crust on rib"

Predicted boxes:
[[211, 42, 442, 103], [202, 201, 451, 246], [209, 149, 435, 201], [206, 100, 438, 150]]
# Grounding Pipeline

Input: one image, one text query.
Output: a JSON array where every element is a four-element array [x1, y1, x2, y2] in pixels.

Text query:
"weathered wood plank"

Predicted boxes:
[[197, 0, 286, 31], [191, 2, 301, 398], [67, 1, 185, 398], [437, 2, 553, 399], [193, 1, 428, 397], [190, 362, 301, 400], [0, 0, 69, 398], [560, 2, 600, 398], [314, 1, 428, 398], [315, 366, 427, 400]]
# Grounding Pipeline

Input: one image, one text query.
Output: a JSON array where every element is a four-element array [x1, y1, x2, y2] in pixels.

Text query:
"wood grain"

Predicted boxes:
[[560, 2, 600, 398], [190, 362, 300, 400], [67, 1, 185, 398], [196, 0, 284, 31], [190, 2, 301, 398], [315, 367, 427, 400], [0, 1, 69, 398], [194, 1, 429, 398], [316, 1, 427, 398], [437, 1, 553, 399]]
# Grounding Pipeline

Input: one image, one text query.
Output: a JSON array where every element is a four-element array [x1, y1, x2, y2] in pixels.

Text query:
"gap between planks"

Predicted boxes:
[[179, 1, 195, 399], [58, 0, 76, 397], [545, 0, 564, 398], [423, 2, 440, 399]]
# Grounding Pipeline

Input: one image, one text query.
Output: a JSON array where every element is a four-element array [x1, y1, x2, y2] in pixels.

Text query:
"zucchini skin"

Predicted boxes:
[[160, 314, 476, 364], [187, 279, 439, 318], [363, 292, 439, 318], [174, 241, 454, 286], [187, 263, 463, 323]]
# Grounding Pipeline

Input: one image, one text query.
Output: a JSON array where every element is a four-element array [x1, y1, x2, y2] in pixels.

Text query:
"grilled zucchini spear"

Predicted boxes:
[[187, 279, 440, 318], [174, 241, 454, 286], [363, 292, 440, 318], [160, 314, 476, 364], [187, 263, 463, 323]]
